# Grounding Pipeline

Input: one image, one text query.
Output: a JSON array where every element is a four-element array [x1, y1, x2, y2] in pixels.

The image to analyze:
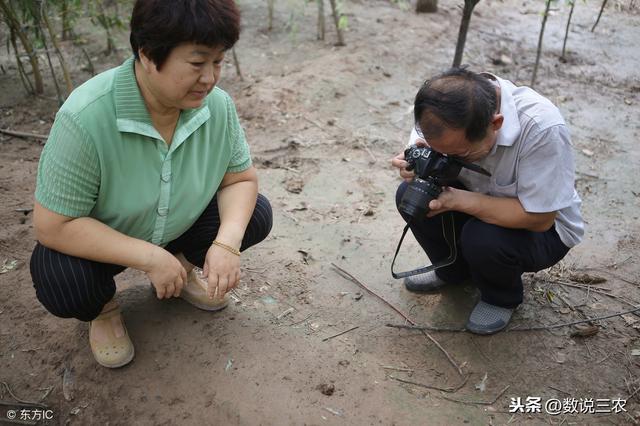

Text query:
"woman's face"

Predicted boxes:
[[139, 43, 225, 111]]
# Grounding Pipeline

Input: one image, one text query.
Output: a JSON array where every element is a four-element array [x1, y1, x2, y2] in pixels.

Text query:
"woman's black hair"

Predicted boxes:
[[414, 67, 499, 142], [130, 0, 240, 69]]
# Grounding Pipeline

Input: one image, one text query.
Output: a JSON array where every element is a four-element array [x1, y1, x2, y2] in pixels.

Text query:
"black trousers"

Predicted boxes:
[[396, 182, 569, 308], [30, 194, 273, 321]]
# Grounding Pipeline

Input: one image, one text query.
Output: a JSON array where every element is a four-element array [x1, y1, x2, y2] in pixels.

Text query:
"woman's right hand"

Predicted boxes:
[[143, 246, 187, 299]]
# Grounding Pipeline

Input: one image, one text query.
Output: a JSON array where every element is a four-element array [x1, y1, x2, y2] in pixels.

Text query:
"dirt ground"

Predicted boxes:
[[1, 0, 640, 424]]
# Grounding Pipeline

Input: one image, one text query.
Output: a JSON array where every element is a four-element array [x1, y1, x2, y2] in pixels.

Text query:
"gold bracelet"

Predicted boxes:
[[212, 240, 241, 256]]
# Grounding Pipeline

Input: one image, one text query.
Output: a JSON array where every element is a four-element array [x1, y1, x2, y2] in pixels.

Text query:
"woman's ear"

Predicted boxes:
[[138, 49, 153, 72]]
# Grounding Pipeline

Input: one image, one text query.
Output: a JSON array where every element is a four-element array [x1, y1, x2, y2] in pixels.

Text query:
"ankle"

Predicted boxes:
[[100, 299, 119, 314]]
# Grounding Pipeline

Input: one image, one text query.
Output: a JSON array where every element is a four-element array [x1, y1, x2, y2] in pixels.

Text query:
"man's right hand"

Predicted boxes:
[[391, 138, 428, 182], [144, 246, 187, 299]]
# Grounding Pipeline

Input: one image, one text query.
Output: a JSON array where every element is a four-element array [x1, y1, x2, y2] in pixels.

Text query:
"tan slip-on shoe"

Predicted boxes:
[[179, 268, 229, 312], [89, 306, 135, 368]]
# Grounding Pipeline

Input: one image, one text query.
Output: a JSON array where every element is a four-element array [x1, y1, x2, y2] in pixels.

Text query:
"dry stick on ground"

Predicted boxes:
[[437, 385, 510, 406], [388, 374, 470, 393], [0, 129, 48, 141], [386, 306, 640, 332], [551, 279, 640, 318], [330, 263, 465, 378], [322, 326, 359, 342], [0, 382, 48, 408]]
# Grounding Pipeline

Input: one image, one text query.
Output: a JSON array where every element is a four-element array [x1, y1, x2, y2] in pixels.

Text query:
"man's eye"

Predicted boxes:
[[190, 62, 204, 67]]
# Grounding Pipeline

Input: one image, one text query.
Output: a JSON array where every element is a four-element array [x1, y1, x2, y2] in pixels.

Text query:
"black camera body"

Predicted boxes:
[[398, 145, 490, 219]]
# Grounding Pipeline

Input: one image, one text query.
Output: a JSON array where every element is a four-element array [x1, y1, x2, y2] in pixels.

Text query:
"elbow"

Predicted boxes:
[[527, 212, 557, 233], [33, 222, 57, 248]]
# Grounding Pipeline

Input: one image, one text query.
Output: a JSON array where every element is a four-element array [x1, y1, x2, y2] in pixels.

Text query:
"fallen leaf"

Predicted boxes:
[[569, 273, 607, 284], [0, 259, 18, 274], [62, 367, 75, 401], [475, 372, 488, 392], [570, 324, 599, 338]]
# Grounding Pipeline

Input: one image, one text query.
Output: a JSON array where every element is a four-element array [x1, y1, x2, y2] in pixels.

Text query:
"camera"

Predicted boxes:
[[398, 145, 490, 219]]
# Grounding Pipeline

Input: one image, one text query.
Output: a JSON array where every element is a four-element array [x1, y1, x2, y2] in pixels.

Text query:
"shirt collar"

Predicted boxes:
[[113, 56, 211, 146], [482, 72, 521, 148]]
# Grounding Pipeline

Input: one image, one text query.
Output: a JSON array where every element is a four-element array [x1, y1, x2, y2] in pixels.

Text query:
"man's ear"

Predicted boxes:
[[492, 113, 504, 131]]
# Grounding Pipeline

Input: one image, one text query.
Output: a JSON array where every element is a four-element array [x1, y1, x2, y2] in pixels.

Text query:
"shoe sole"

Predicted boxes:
[[404, 282, 448, 293], [149, 283, 228, 312], [179, 293, 229, 312]]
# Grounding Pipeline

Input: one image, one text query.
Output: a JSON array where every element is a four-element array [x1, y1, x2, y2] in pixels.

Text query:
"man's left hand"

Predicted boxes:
[[426, 186, 466, 217]]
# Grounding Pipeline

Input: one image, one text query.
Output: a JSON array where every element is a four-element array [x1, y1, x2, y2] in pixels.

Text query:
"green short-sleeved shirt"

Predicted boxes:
[[35, 57, 252, 246]]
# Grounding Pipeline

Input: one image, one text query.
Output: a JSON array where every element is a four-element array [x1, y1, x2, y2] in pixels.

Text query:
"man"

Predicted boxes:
[[391, 68, 583, 335]]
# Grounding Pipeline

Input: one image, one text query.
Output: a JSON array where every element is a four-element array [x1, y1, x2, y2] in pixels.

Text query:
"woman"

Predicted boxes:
[[30, 0, 272, 368]]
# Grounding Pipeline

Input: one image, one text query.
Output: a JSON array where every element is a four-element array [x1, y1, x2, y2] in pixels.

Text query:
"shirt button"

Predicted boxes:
[[157, 207, 169, 216], [161, 172, 171, 182]]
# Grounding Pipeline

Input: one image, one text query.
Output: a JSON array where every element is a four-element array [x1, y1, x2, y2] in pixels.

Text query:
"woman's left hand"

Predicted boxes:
[[202, 244, 241, 299]]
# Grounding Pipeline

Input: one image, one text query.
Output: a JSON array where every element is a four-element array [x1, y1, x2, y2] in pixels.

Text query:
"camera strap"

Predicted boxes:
[[391, 212, 458, 279]]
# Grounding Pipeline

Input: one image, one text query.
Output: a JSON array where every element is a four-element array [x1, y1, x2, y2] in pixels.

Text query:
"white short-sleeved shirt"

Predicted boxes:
[[408, 76, 584, 247]]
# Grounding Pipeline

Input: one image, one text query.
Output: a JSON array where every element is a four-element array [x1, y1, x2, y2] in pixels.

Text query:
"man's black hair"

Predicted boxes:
[[414, 67, 499, 143]]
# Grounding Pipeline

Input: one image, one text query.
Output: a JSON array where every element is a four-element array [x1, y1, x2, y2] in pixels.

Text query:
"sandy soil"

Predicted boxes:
[[1, 0, 639, 424]]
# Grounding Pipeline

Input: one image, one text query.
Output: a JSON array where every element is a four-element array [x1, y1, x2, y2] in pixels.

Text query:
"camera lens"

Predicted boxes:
[[399, 177, 442, 218]]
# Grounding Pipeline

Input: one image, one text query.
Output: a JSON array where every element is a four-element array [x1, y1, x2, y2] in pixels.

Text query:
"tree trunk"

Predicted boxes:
[[561, 0, 576, 60], [591, 0, 608, 32], [231, 47, 243, 81], [268, 0, 275, 31], [317, 0, 325, 40], [328, 0, 345, 46], [42, 0, 73, 95], [0, 0, 44, 94], [531, 0, 552, 87], [452, 0, 480, 68], [416, 0, 438, 13], [61, 0, 72, 40]]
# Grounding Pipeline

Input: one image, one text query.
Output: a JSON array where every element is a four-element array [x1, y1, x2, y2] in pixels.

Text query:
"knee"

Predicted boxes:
[[30, 246, 108, 322], [460, 220, 515, 266], [253, 194, 273, 241]]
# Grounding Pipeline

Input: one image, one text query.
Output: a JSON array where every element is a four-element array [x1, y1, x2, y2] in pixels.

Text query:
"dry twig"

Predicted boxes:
[[322, 326, 359, 342], [0, 128, 48, 140], [0, 382, 47, 408], [331, 263, 464, 377], [437, 385, 510, 406], [387, 306, 640, 332], [388, 374, 470, 393]]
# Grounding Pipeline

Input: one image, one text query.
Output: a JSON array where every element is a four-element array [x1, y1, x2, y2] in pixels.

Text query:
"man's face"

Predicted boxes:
[[416, 113, 503, 163]]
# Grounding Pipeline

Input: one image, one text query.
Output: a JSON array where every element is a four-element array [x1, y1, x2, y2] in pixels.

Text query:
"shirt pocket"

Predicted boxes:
[[490, 176, 517, 198]]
